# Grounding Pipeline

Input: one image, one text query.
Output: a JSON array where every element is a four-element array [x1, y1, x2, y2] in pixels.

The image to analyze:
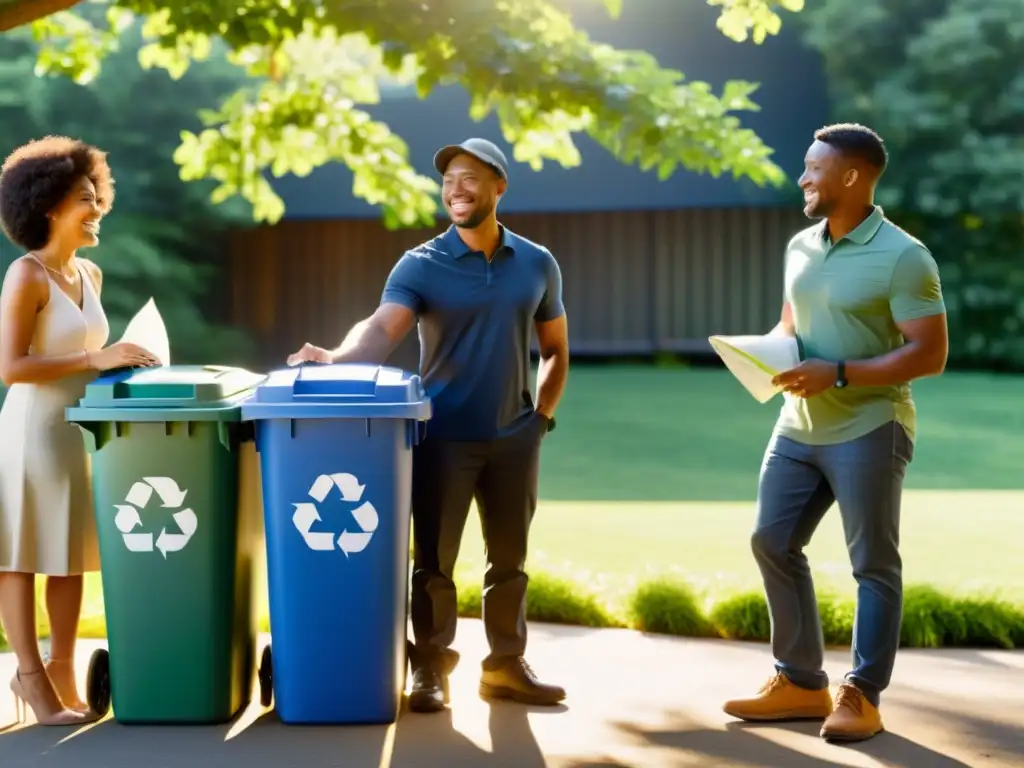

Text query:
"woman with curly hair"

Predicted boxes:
[[0, 136, 158, 726]]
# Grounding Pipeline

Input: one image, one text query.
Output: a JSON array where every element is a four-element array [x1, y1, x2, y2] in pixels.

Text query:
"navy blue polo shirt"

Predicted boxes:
[[380, 224, 565, 442]]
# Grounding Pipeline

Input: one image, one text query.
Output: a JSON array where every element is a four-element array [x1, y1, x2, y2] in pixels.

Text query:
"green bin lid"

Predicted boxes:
[[68, 365, 266, 421]]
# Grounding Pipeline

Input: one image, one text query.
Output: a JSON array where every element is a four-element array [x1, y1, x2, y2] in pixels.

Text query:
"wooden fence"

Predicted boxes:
[[226, 206, 806, 370]]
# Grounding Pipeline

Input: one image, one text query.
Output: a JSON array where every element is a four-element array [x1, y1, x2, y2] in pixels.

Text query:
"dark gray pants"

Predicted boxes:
[[408, 412, 547, 673], [752, 420, 913, 707]]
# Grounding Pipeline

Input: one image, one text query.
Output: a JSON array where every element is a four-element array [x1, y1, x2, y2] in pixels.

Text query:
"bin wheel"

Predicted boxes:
[[258, 645, 273, 709], [86, 648, 111, 718]]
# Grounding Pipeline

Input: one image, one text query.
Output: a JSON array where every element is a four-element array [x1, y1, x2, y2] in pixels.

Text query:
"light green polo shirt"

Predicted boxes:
[[775, 206, 946, 445]]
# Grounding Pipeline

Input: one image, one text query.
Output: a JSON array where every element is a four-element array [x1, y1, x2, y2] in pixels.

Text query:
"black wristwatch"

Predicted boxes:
[[541, 413, 556, 433], [835, 361, 848, 389]]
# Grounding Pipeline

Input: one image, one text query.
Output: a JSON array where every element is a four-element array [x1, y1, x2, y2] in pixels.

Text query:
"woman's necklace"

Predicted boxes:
[[30, 252, 77, 282]]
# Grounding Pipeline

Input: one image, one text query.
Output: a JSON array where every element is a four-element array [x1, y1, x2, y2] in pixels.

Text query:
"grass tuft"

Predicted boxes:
[[625, 577, 716, 637], [708, 592, 771, 641], [458, 572, 619, 629], [899, 585, 1024, 649]]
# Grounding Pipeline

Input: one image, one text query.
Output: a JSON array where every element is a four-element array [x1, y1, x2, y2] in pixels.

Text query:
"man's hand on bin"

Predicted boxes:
[[287, 343, 333, 366]]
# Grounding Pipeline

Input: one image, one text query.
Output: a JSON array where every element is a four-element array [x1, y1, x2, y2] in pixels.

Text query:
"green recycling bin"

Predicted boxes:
[[65, 364, 267, 724]]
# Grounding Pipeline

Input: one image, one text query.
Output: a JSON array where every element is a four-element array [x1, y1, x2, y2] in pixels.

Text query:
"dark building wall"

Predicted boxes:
[[227, 206, 809, 371], [269, 1, 829, 219]]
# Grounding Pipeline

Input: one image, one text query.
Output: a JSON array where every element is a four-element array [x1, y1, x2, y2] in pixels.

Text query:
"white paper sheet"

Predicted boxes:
[[708, 334, 800, 403], [119, 297, 171, 367]]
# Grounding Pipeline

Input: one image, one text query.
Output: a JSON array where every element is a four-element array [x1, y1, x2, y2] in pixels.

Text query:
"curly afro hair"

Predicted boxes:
[[0, 135, 115, 251]]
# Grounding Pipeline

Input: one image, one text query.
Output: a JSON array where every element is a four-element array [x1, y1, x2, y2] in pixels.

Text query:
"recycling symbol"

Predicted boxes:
[[292, 473, 379, 556], [113, 477, 197, 559]]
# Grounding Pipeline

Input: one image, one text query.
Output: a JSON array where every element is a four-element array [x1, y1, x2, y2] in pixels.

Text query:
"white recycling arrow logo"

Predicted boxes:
[[113, 477, 197, 559], [292, 473, 379, 557]]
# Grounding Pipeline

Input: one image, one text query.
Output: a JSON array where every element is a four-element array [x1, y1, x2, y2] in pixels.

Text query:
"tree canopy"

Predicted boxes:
[[800, 0, 1023, 219], [13, 0, 804, 226], [0, 27, 257, 364], [799, 0, 1024, 369]]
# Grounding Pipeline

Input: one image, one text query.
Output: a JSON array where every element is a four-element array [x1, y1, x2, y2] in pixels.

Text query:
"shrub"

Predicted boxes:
[[707, 590, 856, 645], [709, 592, 771, 641], [953, 595, 1023, 649], [900, 585, 967, 648], [527, 573, 620, 627], [900, 585, 1024, 649], [457, 581, 483, 617], [457, 571, 618, 628], [817, 592, 855, 646], [626, 577, 716, 637], [14, 568, 1020, 653]]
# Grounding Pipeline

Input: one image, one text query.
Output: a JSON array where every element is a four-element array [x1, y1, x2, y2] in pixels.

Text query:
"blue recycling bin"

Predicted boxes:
[[241, 363, 431, 724]]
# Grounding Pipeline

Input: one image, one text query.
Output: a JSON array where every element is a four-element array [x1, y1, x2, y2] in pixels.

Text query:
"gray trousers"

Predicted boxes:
[[752, 420, 913, 706]]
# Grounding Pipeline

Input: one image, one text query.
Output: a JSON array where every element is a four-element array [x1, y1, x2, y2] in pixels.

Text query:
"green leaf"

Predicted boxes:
[[706, 0, 804, 44], [28, 10, 128, 85], [19, 0, 800, 226], [171, 72, 439, 226]]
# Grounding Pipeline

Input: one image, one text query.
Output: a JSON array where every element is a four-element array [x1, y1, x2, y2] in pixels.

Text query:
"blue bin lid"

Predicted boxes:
[[66, 365, 266, 423], [240, 363, 431, 422]]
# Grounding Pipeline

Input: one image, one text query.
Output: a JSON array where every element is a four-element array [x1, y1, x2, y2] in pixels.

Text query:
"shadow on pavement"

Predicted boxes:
[[885, 688, 1024, 765], [901, 648, 1024, 670], [0, 698, 553, 768], [0, 714, 241, 768], [571, 711, 980, 768], [560, 722, 856, 768], [625, 716, 850, 768], [726, 721, 973, 768], [391, 701, 554, 767]]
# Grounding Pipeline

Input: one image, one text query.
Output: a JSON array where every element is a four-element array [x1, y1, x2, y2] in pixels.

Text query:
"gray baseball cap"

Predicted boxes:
[[433, 138, 509, 180]]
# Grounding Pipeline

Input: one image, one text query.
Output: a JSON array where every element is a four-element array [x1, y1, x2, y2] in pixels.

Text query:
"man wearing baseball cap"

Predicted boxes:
[[288, 137, 570, 713]]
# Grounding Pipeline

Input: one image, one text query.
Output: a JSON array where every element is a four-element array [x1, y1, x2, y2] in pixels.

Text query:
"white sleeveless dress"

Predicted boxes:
[[0, 258, 110, 575]]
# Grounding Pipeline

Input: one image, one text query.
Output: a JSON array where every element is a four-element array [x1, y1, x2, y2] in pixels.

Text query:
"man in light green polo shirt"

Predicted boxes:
[[721, 123, 948, 743]]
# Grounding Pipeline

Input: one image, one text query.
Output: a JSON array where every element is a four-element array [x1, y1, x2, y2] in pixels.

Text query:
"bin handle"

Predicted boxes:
[[289, 390, 377, 401], [291, 361, 379, 398]]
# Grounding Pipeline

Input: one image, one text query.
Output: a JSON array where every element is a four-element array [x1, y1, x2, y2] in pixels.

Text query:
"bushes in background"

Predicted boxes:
[[456, 570, 1024, 650], [457, 571, 620, 629], [5, 570, 1022, 654], [625, 577, 717, 638], [897, 586, 1024, 649]]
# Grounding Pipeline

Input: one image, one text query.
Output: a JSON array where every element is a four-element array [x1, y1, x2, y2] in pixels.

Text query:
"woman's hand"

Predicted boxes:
[[88, 342, 159, 371]]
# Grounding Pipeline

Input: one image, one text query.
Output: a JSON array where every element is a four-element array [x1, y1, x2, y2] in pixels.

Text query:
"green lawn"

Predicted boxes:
[[5, 365, 1023, 647], [455, 491, 1024, 606], [540, 364, 1024, 500]]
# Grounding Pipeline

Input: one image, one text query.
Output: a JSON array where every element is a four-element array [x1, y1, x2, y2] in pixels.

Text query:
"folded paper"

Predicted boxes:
[[119, 297, 171, 367], [708, 334, 800, 403]]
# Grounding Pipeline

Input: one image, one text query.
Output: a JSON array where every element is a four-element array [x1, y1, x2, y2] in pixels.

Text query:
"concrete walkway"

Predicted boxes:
[[1, 620, 1022, 767]]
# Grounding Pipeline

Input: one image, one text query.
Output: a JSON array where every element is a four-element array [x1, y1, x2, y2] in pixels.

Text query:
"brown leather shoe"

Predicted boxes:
[[479, 657, 565, 706], [723, 672, 834, 721], [820, 682, 884, 742]]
